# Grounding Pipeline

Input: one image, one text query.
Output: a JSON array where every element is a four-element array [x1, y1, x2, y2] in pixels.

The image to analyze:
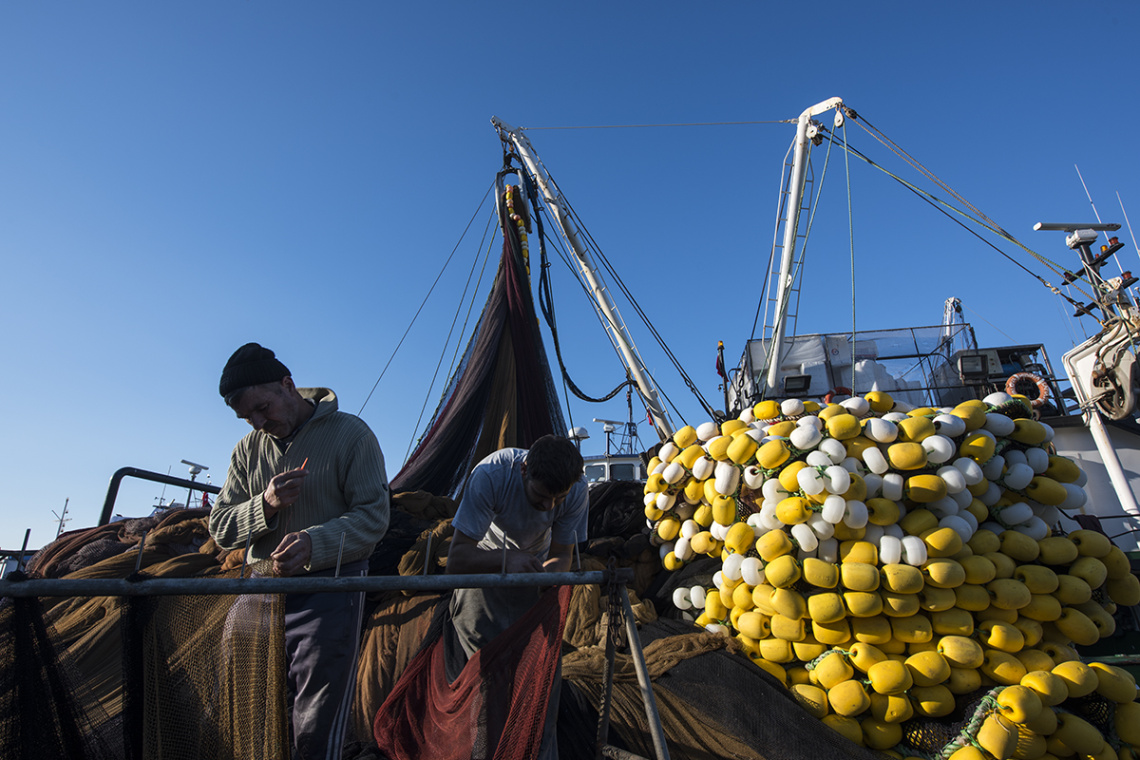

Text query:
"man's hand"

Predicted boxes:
[[543, 541, 575, 573], [446, 530, 545, 574], [271, 531, 312, 577], [503, 551, 545, 574], [263, 467, 307, 518]]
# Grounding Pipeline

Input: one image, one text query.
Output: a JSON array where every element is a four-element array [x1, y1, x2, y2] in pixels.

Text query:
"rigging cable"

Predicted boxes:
[[514, 161, 585, 431], [749, 139, 797, 340], [841, 116, 858, 393], [557, 184, 720, 422], [544, 156, 719, 420], [521, 164, 636, 405], [816, 130, 1100, 324], [359, 179, 498, 416], [535, 199, 701, 426], [839, 120, 1104, 318], [521, 119, 795, 131], [503, 121, 734, 425], [755, 121, 838, 399], [493, 136, 648, 418], [854, 113, 1011, 241], [403, 201, 500, 461]]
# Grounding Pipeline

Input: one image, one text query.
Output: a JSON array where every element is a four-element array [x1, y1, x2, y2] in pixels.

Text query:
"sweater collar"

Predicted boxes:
[[299, 387, 338, 422]]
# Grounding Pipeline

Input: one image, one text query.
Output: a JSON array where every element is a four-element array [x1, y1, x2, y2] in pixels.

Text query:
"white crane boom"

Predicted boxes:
[[765, 97, 846, 392], [491, 117, 675, 441]]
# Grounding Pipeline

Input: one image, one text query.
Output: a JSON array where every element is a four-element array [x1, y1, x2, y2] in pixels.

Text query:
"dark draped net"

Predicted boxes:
[[391, 185, 567, 499]]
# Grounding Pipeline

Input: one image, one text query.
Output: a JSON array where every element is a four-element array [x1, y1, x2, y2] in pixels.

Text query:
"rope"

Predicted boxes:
[[567, 196, 719, 422], [528, 172, 639, 405], [936, 690, 1001, 760], [818, 130, 1102, 323], [854, 114, 1007, 239], [758, 125, 837, 400], [520, 119, 796, 131], [804, 648, 852, 670], [750, 139, 798, 341], [841, 118, 857, 393], [534, 176, 718, 425], [959, 302, 1020, 344], [359, 179, 497, 416], [595, 557, 624, 754]]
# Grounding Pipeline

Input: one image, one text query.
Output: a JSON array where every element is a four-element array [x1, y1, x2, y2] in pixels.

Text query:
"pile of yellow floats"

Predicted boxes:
[[644, 390, 1140, 759]]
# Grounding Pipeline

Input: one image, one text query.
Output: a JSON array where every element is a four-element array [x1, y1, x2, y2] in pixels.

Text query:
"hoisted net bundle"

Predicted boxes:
[[391, 179, 568, 499]]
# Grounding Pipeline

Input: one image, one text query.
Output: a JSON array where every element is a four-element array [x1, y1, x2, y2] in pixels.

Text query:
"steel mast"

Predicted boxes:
[[765, 97, 846, 392], [492, 117, 675, 440]]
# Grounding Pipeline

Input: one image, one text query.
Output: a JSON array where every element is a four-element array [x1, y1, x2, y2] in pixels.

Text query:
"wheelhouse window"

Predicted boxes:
[[585, 464, 607, 483], [610, 463, 642, 481]]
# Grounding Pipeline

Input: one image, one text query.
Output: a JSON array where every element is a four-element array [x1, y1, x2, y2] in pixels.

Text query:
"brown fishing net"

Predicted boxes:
[[128, 577, 288, 759], [563, 618, 888, 760], [0, 536, 289, 760]]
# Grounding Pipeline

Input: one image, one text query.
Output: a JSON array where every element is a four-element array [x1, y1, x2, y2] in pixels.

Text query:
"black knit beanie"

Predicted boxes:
[[219, 343, 290, 398]]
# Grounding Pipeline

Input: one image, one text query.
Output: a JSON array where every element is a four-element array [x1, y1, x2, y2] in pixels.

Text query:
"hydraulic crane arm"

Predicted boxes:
[[492, 117, 675, 441]]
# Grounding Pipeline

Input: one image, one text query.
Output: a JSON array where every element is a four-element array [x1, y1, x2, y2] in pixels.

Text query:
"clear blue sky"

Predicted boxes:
[[2, 2, 1138, 551]]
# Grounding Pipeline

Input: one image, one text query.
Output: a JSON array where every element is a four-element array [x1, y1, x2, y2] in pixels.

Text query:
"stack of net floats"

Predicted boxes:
[[644, 390, 1140, 760]]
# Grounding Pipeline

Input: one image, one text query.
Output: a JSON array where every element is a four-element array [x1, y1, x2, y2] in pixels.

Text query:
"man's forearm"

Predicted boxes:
[[448, 543, 544, 574]]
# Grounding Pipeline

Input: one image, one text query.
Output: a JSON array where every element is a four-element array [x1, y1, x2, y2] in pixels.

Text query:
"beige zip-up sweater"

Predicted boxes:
[[208, 387, 390, 572]]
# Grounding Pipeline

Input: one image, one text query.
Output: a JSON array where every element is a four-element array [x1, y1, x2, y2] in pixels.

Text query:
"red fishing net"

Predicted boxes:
[[373, 584, 571, 760]]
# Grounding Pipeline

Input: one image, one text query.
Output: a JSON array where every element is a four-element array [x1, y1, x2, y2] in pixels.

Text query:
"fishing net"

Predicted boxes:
[[563, 617, 888, 760], [26, 507, 214, 579], [372, 584, 572, 760], [0, 595, 118, 760], [895, 687, 993, 757], [0, 546, 289, 760], [391, 179, 567, 499]]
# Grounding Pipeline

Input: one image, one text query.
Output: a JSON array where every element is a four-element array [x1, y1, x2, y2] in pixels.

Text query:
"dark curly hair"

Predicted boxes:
[[524, 435, 584, 492]]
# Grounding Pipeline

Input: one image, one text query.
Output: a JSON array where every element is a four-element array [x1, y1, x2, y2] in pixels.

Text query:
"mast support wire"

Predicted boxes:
[[755, 116, 841, 395], [516, 158, 637, 406], [534, 198, 705, 425], [846, 118, 1101, 306], [547, 184, 720, 423], [522, 119, 795, 130], [817, 129, 1102, 325], [841, 116, 858, 394], [359, 180, 497, 416]]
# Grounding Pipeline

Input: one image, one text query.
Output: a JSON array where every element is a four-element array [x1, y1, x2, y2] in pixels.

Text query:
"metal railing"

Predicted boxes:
[[99, 467, 222, 526], [0, 565, 670, 760]]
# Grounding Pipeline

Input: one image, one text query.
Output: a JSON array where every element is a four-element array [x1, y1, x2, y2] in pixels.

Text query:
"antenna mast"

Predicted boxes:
[[52, 498, 70, 538]]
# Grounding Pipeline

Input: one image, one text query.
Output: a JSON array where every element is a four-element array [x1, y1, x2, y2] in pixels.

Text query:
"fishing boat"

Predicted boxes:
[[4, 97, 1140, 760], [494, 98, 1140, 758]]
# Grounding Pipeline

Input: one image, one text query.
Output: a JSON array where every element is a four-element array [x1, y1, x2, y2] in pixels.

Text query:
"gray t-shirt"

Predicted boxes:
[[452, 448, 589, 560]]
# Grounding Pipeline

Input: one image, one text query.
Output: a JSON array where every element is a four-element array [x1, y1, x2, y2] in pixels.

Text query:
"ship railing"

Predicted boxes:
[[99, 466, 222, 526], [0, 565, 670, 760]]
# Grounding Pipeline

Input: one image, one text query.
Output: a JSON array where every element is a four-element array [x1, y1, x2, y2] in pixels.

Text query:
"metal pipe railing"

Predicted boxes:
[[0, 565, 670, 760], [99, 467, 222, 526], [0, 569, 632, 598]]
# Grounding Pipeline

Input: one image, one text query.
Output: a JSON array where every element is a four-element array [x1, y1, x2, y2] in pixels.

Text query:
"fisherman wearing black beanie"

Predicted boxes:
[[218, 342, 291, 403], [209, 343, 390, 760]]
